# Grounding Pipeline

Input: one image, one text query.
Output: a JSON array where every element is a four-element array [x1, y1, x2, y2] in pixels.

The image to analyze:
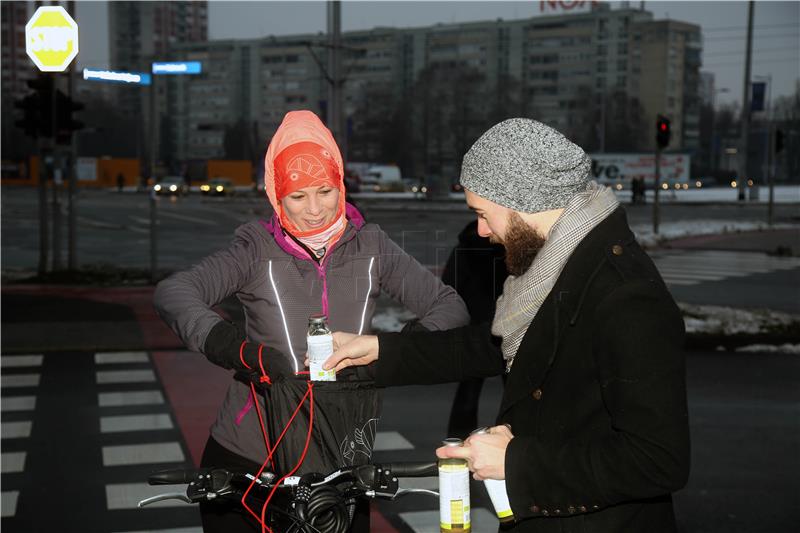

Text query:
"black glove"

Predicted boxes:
[[203, 320, 268, 376]]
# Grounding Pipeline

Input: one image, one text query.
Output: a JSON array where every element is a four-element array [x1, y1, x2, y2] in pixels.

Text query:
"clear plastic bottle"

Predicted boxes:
[[306, 314, 336, 381], [439, 438, 471, 532]]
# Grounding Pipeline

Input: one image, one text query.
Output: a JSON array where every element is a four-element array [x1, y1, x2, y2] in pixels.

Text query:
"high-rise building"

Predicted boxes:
[[108, 1, 208, 175], [631, 19, 702, 151], [165, 4, 702, 179], [2, 2, 36, 159], [1, 2, 34, 104]]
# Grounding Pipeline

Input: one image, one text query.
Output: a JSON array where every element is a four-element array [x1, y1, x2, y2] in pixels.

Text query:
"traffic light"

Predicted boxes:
[[14, 94, 42, 138], [54, 91, 84, 145], [775, 129, 784, 154], [14, 76, 54, 138], [656, 115, 671, 149]]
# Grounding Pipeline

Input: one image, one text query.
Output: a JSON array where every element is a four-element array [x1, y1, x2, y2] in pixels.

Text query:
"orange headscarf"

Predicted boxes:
[[264, 111, 346, 241]]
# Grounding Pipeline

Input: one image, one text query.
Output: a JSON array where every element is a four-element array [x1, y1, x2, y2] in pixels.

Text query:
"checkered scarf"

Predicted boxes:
[[491, 182, 619, 370]]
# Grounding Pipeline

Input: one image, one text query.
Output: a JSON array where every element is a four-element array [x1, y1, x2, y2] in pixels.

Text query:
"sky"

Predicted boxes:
[[69, 0, 800, 107]]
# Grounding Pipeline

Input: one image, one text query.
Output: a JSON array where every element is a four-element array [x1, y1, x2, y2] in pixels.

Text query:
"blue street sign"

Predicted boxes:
[[83, 68, 151, 85], [152, 61, 202, 75]]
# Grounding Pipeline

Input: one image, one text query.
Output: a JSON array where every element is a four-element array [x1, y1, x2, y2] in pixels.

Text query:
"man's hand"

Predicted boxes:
[[436, 425, 514, 480], [322, 332, 379, 371]]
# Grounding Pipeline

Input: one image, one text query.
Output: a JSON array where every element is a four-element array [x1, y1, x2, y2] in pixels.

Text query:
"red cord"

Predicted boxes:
[[240, 380, 315, 532], [239, 341, 251, 369], [257, 346, 272, 385], [240, 383, 275, 527], [260, 382, 315, 532]]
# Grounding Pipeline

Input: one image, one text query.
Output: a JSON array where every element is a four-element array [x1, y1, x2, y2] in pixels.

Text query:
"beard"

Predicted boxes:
[[492, 212, 547, 276]]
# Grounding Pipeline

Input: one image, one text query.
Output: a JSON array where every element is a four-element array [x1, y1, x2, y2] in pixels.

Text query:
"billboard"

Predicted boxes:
[[590, 153, 691, 186]]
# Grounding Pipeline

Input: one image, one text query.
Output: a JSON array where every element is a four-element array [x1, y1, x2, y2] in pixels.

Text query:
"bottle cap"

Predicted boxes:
[[442, 437, 464, 447], [308, 314, 328, 324]]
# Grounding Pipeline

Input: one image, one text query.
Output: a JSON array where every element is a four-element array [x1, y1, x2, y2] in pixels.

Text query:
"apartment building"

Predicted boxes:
[[162, 3, 701, 176]]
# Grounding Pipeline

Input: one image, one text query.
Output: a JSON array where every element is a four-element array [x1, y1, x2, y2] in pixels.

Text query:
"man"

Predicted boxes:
[[325, 118, 690, 532]]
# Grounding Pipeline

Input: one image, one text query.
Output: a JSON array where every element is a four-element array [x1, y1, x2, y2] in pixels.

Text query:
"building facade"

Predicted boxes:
[[161, 3, 702, 180]]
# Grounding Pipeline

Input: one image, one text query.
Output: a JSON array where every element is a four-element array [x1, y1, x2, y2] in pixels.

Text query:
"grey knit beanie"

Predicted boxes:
[[460, 118, 591, 213]]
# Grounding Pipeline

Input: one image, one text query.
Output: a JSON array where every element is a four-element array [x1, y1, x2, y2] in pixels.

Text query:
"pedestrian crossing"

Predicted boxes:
[[652, 249, 800, 286], [1, 350, 487, 533]]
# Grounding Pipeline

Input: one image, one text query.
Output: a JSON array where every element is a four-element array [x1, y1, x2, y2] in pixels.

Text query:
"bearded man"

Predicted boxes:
[[324, 118, 690, 532]]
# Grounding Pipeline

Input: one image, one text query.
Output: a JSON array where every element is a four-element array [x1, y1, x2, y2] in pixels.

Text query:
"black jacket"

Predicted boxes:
[[377, 208, 690, 532]]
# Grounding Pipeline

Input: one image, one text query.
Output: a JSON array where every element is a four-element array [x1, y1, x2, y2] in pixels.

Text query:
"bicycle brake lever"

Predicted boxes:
[[138, 492, 193, 507], [394, 488, 439, 499]]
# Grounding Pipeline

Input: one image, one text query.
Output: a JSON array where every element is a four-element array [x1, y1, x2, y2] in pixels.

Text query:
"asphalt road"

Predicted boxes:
[[2, 187, 799, 313], [2, 349, 797, 533]]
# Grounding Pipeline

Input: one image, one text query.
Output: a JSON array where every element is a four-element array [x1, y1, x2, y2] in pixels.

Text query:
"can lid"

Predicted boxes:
[[441, 437, 463, 447]]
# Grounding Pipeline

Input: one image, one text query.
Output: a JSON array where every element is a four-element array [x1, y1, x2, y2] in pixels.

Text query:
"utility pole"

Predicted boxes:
[[738, 0, 754, 202], [327, 1, 343, 157], [50, 73, 62, 271], [67, 0, 77, 270]]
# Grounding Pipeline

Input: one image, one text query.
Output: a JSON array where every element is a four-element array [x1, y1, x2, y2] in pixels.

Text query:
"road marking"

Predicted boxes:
[[654, 250, 800, 287], [99, 390, 165, 407], [100, 414, 173, 433], [1, 421, 32, 439], [112, 529, 202, 533], [399, 476, 438, 491], [158, 210, 217, 226], [1, 374, 40, 388], [105, 483, 194, 510], [95, 351, 150, 364], [1, 491, 19, 518], [399, 507, 496, 532], [1, 452, 26, 473], [1, 396, 36, 412], [78, 216, 123, 230], [374, 431, 415, 451], [1, 355, 43, 367], [102, 442, 184, 466], [96, 370, 156, 384]]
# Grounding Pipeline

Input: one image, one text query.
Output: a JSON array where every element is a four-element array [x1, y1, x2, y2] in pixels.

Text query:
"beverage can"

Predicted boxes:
[[469, 427, 514, 523], [439, 438, 471, 532]]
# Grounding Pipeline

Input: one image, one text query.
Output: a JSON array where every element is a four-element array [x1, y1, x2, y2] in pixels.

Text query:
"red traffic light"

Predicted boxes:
[[660, 123, 668, 131]]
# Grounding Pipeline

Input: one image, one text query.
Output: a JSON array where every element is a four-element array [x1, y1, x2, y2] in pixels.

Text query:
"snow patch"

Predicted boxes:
[[735, 343, 800, 354], [632, 220, 797, 248], [679, 302, 798, 336]]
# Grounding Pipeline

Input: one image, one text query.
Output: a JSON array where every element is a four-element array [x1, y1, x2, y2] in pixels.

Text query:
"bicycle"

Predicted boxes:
[[138, 460, 439, 533]]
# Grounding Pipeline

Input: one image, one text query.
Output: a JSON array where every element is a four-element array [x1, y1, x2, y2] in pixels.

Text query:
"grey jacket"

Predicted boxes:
[[154, 204, 469, 463]]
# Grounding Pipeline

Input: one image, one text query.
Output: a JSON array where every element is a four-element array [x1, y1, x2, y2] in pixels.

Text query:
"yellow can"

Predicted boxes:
[[439, 438, 471, 532]]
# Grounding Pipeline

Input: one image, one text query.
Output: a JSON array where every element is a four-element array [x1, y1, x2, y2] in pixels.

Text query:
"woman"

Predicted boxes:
[[154, 110, 468, 532]]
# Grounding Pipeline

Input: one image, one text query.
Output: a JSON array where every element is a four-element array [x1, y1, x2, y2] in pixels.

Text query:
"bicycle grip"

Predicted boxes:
[[148, 468, 203, 485], [383, 462, 437, 478]]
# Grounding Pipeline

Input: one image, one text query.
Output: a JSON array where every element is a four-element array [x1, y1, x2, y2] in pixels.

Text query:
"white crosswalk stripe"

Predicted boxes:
[[653, 250, 800, 286], [400, 507, 497, 532], [0, 355, 40, 518]]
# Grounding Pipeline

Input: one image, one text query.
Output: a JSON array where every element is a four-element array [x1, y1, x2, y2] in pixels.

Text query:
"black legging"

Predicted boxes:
[[199, 436, 370, 532]]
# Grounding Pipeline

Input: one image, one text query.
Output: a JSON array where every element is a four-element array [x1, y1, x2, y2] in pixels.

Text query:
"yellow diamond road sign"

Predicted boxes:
[[26, 6, 79, 72]]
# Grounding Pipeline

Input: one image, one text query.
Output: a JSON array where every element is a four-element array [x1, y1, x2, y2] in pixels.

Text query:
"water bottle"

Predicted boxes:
[[306, 314, 335, 382]]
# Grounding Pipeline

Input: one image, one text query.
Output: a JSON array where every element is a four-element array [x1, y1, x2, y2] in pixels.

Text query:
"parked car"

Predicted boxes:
[[201, 177, 235, 196], [153, 176, 188, 196]]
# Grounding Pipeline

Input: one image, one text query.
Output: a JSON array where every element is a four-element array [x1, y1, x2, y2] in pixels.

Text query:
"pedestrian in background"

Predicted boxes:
[[154, 110, 468, 532], [327, 118, 690, 532], [441, 219, 507, 438]]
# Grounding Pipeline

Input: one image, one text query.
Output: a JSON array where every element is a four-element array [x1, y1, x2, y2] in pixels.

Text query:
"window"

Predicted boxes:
[[597, 60, 607, 73], [597, 44, 608, 55]]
